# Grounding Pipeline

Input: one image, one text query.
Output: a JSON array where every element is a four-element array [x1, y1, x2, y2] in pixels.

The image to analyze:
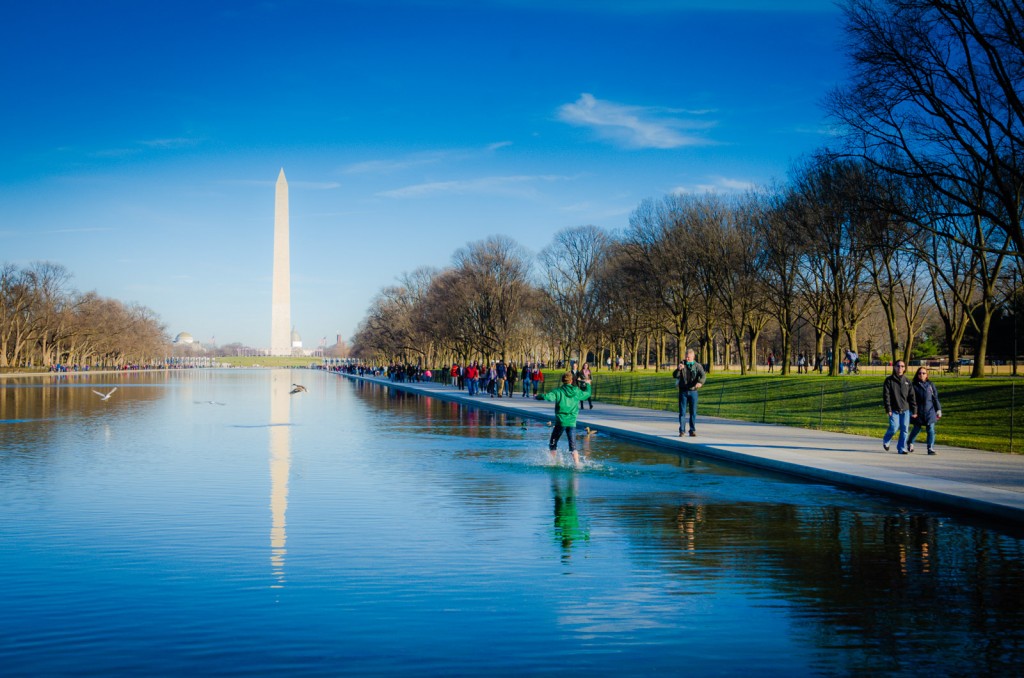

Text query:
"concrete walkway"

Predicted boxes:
[[343, 373, 1024, 526]]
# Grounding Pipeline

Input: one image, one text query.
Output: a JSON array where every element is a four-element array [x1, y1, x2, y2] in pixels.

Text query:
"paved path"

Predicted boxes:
[[342, 373, 1024, 526]]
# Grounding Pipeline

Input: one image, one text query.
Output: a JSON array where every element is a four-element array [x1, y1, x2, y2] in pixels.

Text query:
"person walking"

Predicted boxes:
[[495, 360, 507, 398], [908, 366, 941, 455], [506, 362, 517, 398], [486, 362, 497, 397], [531, 365, 544, 395], [521, 363, 532, 397], [538, 372, 592, 467], [673, 349, 706, 437], [579, 362, 594, 409], [882, 360, 917, 454]]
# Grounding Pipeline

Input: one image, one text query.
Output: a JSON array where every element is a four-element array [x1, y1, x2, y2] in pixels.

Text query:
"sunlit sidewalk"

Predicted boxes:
[[342, 373, 1024, 526]]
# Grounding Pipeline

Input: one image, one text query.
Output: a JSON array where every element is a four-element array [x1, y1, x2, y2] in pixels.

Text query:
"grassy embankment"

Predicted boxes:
[[568, 369, 1023, 454]]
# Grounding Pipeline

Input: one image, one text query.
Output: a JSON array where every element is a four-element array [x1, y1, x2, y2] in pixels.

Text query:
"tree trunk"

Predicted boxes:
[[748, 326, 762, 373], [971, 308, 994, 378], [734, 328, 748, 375], [780, 326, 792, 376]]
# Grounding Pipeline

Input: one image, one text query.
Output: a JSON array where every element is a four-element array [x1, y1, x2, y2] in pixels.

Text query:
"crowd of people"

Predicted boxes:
[[789, 347, 861, 374], [443, 361, 547, 398], [326, 350, 945, 459]]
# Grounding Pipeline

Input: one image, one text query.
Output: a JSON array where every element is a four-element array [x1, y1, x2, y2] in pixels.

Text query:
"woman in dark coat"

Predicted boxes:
[[908, 366, 942, 455]]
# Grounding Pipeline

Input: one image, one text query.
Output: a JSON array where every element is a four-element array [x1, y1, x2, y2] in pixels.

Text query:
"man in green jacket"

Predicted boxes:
[[673, 348, 707, 437], [538, 372, 591, 466]]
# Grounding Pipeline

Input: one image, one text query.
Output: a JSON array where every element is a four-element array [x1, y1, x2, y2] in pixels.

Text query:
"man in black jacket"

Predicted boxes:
[[882, 360, 917, 454], [673, 349, 707, 437]]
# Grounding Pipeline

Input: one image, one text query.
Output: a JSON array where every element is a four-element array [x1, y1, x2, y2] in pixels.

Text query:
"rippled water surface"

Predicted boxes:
[[2, 369, 1024, 676]]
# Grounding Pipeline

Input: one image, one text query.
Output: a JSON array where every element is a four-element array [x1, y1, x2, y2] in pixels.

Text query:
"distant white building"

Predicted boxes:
[[173, 332, 195, 345], [291, 328, 302, 350]]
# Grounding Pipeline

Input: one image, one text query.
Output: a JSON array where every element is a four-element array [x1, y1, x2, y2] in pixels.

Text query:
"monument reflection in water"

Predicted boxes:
[[1, 369, 1023, 676]]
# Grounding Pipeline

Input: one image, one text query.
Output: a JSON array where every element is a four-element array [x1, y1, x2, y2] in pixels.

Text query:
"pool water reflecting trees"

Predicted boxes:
[[1, 370, 1023, 675]]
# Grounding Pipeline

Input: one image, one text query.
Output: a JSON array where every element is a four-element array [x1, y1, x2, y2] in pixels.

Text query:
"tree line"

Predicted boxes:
[[0, 262, 167, 369], [352, 0, 1024, 379]]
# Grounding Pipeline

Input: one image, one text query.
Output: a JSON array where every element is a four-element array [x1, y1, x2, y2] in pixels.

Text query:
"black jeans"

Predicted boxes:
[[549, 423, 577, 452]]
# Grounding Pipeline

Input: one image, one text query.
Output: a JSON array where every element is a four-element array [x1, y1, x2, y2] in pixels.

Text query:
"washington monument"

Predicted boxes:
[[271, 168, 291, 356]]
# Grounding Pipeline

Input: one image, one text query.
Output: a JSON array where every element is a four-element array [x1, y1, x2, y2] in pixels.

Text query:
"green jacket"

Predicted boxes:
[[542, 382, 591, 427]]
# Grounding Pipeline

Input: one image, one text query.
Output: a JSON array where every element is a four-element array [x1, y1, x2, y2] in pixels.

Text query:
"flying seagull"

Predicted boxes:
[[290, 384, 307, 395], [92, 387, 118, 401]]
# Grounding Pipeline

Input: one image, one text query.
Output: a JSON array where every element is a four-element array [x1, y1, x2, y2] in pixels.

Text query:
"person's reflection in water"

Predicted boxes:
[[676, 503, 704, 552], [552, 476, 589, 562]]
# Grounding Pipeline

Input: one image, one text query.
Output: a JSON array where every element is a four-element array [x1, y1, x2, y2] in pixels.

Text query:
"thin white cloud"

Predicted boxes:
[[291, 181, 341, 190], [557, 93, 716, 149], [49, 227, 116, 234], [378, 175, 568, 199], [88, 136, 202, 158], [559, 202, 594, 213], [714, 177, 756, 191], [672, 176, 756, 194], [139, 137, 200, 149], [90, 147, 139, 158], [345, 143, 511, 175], [222, 179, 340, 189], [558, 201, 634, 220], [793, 124, 842, 137], [343, 152, 449, 175]]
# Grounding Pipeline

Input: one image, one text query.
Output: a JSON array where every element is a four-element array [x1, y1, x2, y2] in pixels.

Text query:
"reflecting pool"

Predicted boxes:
[[2, 369, 1023, 675]]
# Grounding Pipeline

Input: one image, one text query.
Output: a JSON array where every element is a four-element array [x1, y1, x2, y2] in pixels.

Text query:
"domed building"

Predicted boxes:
[[173, 332, 195, 345], [291, 328, 303, 350]]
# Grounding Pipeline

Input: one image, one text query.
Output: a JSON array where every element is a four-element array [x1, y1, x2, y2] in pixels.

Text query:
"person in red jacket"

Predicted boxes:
[[466, 362, 480, 396], [531, 366, 544, 395]]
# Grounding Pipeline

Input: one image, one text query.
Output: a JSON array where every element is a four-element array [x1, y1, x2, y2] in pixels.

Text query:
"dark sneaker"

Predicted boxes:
[[908, 444, 914, 453], [898, 450, 907, 455], [927, 448, 936, 455], [678, 431, 684, 437], [689, 431, 696, 437], [883, 442, 890, 452]]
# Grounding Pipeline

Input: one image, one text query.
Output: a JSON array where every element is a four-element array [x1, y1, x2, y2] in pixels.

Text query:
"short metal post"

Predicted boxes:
[[818, 383, 826, 429], [761, 380, 769, 423]]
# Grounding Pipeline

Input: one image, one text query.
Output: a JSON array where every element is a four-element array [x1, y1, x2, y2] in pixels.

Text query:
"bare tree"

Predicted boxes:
[[622, 197, 698, 362], [452, 235, 533, 362], [919, 223, 979, 366], [791, 153, 877, 374], [831, 0, 1024, 258], [756, 186, 805, 374], [537, 225, 610, 365], [709, 195, 763, 375], [0, 261, 167, 368], [0, 264, 32, 367], [596, 241, 660, 371]]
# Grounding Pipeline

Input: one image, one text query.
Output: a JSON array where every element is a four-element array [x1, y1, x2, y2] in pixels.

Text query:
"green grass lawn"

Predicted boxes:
[[567, 369, 1024, 454]]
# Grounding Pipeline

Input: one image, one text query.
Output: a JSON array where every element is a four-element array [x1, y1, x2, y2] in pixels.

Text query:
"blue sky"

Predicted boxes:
[[1, 0, 844, 349]]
